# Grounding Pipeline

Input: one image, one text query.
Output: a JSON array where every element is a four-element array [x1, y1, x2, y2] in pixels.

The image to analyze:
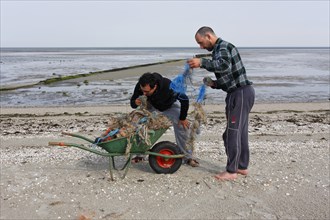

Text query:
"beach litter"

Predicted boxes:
[[49, 63, 208, 180], [170, 63, 207, 156], [49, 106, 185, 180], [94, 107, 171, 155]]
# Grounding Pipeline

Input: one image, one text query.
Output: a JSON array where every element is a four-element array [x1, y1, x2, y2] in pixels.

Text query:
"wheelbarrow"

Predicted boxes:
[[48, 128, 185, 180]]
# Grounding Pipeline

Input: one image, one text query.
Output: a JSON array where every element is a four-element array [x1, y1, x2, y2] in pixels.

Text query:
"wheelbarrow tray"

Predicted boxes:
[[97, 128, 167, 154]]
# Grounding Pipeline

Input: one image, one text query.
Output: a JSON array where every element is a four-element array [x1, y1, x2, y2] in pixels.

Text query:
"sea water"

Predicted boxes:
[[0, 47, 329, 107], [0, 47, 204, 86]]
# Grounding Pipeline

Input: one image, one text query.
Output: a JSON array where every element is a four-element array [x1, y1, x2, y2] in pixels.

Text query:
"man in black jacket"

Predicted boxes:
[[130, 72, 199, 167]]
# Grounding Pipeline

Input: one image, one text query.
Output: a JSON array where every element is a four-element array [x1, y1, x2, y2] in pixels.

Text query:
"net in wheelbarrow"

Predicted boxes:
[[49, 109, 185, 180]]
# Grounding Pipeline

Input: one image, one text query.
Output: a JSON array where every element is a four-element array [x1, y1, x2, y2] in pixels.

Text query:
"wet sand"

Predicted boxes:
[[0, 102, 329, 219], [0, 60, 188, 91]]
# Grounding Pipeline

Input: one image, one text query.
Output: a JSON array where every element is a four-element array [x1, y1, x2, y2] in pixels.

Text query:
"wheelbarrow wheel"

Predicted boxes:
[[149, 141, 182, 174]]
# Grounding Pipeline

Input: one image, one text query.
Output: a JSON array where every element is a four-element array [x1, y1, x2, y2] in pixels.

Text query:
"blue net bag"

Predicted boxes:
[[170, 62, 206, 103], [196, 85, 206, 103], [170, 63, 191, 94]]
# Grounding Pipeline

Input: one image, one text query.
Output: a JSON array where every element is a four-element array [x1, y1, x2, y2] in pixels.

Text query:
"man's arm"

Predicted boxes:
[[200, 48, 232, 73], [130, 83, 142, 108], [187, 49, 232, 78], [177, 93, 189, 120], [175, 93, 189, 129]]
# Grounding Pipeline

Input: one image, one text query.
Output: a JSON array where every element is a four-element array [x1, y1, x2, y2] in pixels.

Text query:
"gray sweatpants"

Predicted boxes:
[[223, 85, 255, 173], [149, 101, 192, 158]]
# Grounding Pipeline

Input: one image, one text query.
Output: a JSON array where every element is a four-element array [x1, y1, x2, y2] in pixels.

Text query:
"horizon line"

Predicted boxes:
[[1, 46, 329, 49]]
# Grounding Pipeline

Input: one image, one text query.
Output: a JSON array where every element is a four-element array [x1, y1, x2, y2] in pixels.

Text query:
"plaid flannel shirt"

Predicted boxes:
[[200, 38, 252, 93]]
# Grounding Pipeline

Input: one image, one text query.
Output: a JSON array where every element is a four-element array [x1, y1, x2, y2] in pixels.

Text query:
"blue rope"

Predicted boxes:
[[94, 128, 119, 144], [170, 62, 207, 103], [170, 63, 192, 94], [196, 85, 206, 103]]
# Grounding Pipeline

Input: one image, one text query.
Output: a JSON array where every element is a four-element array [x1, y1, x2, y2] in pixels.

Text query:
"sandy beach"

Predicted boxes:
[[0, 101, 329, 220], [1, 59, 329, 219]]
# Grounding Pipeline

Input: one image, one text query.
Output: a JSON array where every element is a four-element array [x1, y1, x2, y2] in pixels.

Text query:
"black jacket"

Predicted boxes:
[[130, 73, 189, 120]]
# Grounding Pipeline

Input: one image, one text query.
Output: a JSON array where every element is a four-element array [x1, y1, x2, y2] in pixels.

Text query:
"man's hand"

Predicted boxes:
[[178, 119, 189, 129], [187, 58, 201, 69], [203, 77, 215, 87], [135, 98, 142, 106]]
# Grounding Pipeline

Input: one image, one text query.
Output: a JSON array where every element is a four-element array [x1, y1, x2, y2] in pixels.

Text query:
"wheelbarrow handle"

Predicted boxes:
[[61, 131, 72, 136], [48, 141, 115, 157], [48, 142, 67, 147], [61, 131, 95, 143]]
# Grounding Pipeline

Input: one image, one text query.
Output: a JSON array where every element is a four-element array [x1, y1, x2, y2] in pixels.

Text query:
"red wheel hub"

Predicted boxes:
[[156, 149, 175, 168]]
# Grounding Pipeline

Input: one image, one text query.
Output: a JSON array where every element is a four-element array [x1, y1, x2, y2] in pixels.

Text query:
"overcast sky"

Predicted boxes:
[[1, 1, 329, 47]]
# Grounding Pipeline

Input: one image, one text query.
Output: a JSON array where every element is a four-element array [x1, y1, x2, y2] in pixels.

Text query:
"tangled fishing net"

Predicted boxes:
[[170, 63, 208, 157], [96, 62, 208, 157], [95, 99, 171, 155], [170, 63, 192, 95], [186, 102, 207, 154]]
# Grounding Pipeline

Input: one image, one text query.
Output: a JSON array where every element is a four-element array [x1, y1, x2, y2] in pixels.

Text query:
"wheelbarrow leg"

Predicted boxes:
[[111, 156, 116, 169], [109, 156, 114, 181], [108, 155, 133, 180], [122, 154, 132, 179]]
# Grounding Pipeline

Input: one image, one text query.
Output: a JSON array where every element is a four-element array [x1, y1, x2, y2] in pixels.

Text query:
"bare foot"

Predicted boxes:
[[237, 169, 248, 175], [214, 171, 238, 181], [186, 159, 199, 167]]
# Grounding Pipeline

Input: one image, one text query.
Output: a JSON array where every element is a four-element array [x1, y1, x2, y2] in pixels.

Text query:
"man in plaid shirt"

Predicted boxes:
[[188, 26, 255, 181]]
